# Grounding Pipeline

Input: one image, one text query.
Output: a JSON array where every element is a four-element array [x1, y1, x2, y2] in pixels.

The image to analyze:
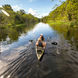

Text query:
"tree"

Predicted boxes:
[[17, 9, 25, 15], [2, 4, 13, 11], [42, 0, 78, 23]]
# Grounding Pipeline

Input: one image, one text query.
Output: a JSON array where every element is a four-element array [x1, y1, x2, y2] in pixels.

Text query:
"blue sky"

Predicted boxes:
[[0, 0, 66, 18]]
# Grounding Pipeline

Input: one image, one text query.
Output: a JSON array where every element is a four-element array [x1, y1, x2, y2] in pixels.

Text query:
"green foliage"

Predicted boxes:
[[2, 4, 13, 11], [0, 4, 39, 26], [17, 10, 25, 15], [0, 4, 39, 41], [42, 0, 78, 26], [0, 23, 36, 41], [0, 13, 4, 23], [66, 0, 78, 21]]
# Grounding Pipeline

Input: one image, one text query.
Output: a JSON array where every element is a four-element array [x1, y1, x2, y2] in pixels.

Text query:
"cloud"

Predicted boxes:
[[36, 13, 49, 18], [28, 8, 49, 18], [41, 12, 49, 17], [28, 8, 37, 16], [12, 6, 49, 18], [12, 5, 22, 11]]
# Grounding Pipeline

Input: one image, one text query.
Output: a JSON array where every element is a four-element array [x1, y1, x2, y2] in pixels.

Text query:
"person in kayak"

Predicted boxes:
[[36, 38, 46, 48], [40, 34, 44, 41]]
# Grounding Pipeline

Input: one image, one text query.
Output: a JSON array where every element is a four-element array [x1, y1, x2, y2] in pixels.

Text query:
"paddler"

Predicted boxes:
[[36, 35, 46, 49], [40, 34, 44, 41]]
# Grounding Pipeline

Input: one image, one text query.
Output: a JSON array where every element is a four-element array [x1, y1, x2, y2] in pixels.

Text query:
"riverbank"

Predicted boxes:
[[47, 20, 70, 26], [0, 23, 37, 42], [46, 20, 78, 27], [0, 22, 37, 28]]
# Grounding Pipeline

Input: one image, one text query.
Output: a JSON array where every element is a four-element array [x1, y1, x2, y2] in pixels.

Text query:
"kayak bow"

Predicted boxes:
[[36, 46, 45, 61]]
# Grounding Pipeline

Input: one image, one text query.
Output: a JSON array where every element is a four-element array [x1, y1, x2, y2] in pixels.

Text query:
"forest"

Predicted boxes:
[[41, 0, 78, 27], [0, 0, 78, 27], [0, 5, 39, 27], [0, 5, 39, 41]]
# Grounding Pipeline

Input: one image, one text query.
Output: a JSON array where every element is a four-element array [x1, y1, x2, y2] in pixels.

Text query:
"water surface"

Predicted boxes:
[[0, 22, 78, 78], [0, 23, 58, 53]]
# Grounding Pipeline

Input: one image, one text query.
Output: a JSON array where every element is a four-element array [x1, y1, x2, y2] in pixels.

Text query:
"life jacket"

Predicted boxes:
[[38, 41, 43, 47], [41, 36, 44, 41]]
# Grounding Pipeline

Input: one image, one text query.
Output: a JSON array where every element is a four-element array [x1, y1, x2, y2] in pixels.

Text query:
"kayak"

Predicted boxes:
[[36, 46, 45, 60]]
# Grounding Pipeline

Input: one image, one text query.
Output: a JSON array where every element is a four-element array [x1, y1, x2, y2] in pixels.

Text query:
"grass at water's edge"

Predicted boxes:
[[46, 20, 78, 27], [0, 22, 38, 29]]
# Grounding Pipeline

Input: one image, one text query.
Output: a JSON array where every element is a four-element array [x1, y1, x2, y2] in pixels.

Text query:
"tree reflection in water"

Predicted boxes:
[[0, 23, 36, 43]]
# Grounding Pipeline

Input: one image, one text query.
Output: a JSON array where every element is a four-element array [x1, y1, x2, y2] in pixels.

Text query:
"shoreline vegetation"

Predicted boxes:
[[0, 23, 37, 42], [0, 5, 39, 27], [0, 4, 39, 41], [0, 0, 78, 42], [46, 20, 78, 28], [0, 0, 78, 28], [41, 0, 78, 27]]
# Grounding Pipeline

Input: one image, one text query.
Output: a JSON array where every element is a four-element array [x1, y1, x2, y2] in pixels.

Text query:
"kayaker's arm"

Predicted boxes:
[[36, 41, 38, 46]]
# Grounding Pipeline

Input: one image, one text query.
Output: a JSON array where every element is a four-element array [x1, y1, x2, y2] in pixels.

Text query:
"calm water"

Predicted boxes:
[[1, 22, 78, 53], [1, 23, 58, 53], [0, 22, 78, 78]]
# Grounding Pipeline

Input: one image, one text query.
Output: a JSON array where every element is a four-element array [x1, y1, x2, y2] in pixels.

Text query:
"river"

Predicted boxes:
[[0, 22, 78, 78]]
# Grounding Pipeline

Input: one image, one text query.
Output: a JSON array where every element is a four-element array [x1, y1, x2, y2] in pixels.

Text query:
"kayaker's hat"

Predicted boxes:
[[40, 34, 43, 36]]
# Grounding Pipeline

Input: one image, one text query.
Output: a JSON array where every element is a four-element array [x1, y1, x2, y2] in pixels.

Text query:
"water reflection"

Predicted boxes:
[[49, 24, 78, 50], [0, 22, 78, 78], [0, 23, 58, 53], [0, 22, 78, 53], [0, 23, 36, 42], [0, 38, 78, 78]]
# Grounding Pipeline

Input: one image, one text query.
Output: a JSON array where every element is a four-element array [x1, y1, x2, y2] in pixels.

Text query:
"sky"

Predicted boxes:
[[0, 0, 66, 18]]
